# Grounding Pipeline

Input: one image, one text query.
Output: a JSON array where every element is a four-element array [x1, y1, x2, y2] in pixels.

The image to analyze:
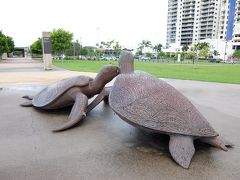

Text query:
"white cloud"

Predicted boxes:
[[0, 0, 168, 49]]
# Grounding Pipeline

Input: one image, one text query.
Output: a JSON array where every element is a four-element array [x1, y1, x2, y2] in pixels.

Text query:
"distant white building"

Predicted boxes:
[[198, 39, 234, 60], [232, 0, 240, 50], [166, 0, 239, 58]]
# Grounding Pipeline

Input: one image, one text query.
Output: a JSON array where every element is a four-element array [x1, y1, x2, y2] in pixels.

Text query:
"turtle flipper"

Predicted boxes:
[[22, 95, 34, 100], [52, 93, 88, 132], [20, 101, 33, 107], [169, 135, 195, 169], [200, 136, 233, 151], [87, 87, 111, 113]]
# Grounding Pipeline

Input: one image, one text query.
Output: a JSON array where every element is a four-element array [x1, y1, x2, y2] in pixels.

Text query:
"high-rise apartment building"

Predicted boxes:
[[166, 0, 179, 48], [166, 0, 237, 49], [232, 0, 240, 49]]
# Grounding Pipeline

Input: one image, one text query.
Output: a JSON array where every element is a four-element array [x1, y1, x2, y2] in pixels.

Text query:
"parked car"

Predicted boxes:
[[208, 58, 223, 63], [134, 55, 140, 60], [140, 56, 151, 61], [53, 55, 63, 60], [224, 60, 234, 64], [105, 56, 117, 61]]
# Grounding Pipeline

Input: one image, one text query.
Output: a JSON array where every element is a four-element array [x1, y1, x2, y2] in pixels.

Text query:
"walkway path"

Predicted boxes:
[[0, 58, 96, 86]]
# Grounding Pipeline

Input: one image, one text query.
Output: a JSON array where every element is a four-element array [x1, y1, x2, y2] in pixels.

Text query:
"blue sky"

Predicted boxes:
[[0, 0, 168, 49]]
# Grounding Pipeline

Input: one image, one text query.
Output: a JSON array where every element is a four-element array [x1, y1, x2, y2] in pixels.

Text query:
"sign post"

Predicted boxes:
[[42, 32, 53, 70]]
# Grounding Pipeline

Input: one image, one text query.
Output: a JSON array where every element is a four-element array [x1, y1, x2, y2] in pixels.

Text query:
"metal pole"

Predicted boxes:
[[224, 40, 227, 62], [73, 40, 76, 59], [79, 37, 82, 59], [97, 27, 100, 46]]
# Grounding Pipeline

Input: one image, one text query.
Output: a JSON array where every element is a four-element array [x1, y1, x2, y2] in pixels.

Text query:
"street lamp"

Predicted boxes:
[[79, 37, 82, 59], [73, 40, 76, 59], [224, 39, 227, 62], [96, 27, 100, 47]]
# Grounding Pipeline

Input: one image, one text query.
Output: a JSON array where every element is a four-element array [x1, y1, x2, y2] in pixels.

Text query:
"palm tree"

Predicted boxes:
[[181, 45, 189, 61], [113, 41, 122, 57], [143, 40, 152, 53], [138, 40, 152, 54], [136, 43, 144, 55], [182, 44, 189, 52], [100, 40, 115, 56], [153, 43, 162, 53]]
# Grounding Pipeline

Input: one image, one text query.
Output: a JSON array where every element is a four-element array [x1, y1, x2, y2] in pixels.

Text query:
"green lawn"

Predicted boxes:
[[53, 60, 240, 84]]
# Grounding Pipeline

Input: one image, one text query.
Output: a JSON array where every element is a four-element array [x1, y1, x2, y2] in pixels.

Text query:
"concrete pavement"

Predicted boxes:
[[0, 58, 240, 180], [0, 58, 97, 86]]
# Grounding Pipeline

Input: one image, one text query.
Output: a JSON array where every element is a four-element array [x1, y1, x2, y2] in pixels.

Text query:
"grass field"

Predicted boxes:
[[53, 60, 240, 84]]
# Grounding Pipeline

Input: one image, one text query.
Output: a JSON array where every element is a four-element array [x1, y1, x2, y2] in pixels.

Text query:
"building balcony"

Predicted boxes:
[[201, 12, 214, 17], [167, 31, 176, 35], [183, 6, 195, 11], [168, 2, 178, 5], [181, 24, 194, 28], [181, 32, 193, 35], [168, 17, 177, 21], [181, 28, 194, 32], [182, 11, 195, 15], [181, 42, 192, 45], [200, 27, 213, 31], [167, 24, 177, 27], [181, 28, 194, 31], [201, 3, 215, 9], [167, 27, 177, 31], [167, 31, 177, 34], [200, 21, 214, 25], [182, 15, 194, 18], [199, 34, 212, 38], [182, 16, 195, 20], [182, 19, 195, 23], [181, 36, 193, 39], [169, 2, 178, 6], [233, 38, 240, 42], [180, 40, 193, 43], [200, 18, 214, 22], [199, 32, 212, 36], [168, 9, 178, 13]]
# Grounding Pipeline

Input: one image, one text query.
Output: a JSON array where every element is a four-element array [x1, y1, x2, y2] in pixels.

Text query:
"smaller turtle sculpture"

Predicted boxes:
[[20, 64, 119, 132], [87, 51, 233, 168]]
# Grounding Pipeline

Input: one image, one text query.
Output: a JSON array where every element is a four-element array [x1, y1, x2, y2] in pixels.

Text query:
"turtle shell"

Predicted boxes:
[[33, 76, 92, 107], [109, 72, 218, 137]]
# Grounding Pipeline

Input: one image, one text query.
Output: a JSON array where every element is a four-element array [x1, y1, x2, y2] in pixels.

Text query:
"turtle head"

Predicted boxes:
[[119, 51, 134, 74], [96, 64, 120, 84]]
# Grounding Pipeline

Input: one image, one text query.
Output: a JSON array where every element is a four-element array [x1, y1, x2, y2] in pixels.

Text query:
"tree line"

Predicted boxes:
[[30, 28, 126, 59], [135, 41, 218, 62], [30, 32, 218, 62], [0, 31, 14, 59], [2, 27, 240, 61]]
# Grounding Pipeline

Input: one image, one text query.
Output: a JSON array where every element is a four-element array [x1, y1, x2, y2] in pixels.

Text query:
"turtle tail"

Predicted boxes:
[[22, 95, 33, 100], [20, 101, 33, 107], [200, 136, 233, 151]]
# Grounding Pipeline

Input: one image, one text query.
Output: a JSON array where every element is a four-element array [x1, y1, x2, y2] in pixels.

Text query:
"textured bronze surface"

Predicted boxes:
[[107, 51, 233, 168], [21, 64, 119, 131], [33, 76, 91, 107], [110, 72, 217, 137]]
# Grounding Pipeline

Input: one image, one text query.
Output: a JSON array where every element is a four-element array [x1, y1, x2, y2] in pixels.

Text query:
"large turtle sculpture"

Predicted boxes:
[[87, 51, 233, 168], [20, 64, 119, 132]]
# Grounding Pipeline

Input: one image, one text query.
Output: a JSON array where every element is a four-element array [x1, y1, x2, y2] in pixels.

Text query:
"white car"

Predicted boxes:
[[106, 56, 117, 61], [140, 56, 151, 60]]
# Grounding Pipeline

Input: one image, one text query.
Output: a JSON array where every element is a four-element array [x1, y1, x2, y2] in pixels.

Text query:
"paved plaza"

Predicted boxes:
[[0, 58, 240, 180]]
